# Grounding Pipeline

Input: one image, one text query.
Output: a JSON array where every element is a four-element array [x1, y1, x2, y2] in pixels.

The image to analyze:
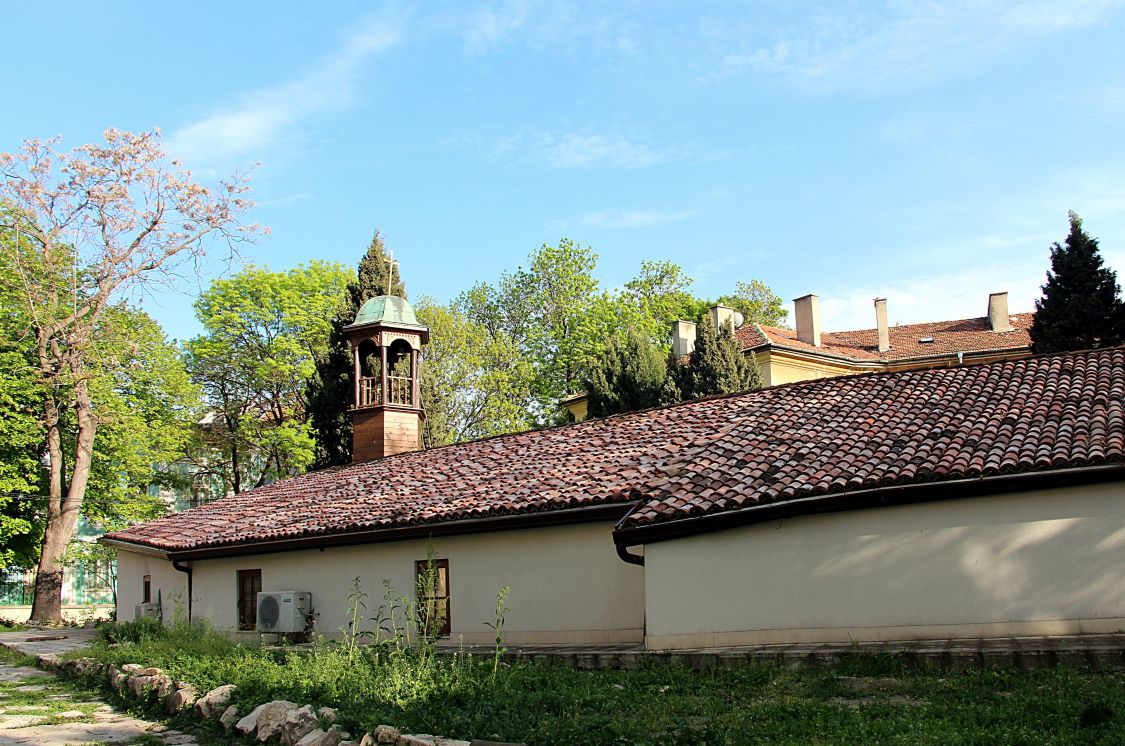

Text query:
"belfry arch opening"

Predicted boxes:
[[356, 339, 380, 407], [386, 338, 415, 405]]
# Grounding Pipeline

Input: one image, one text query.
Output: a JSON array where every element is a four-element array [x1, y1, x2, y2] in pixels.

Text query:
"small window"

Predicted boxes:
[[237, 569, 262, 631], [414, 558, 450, 637], [142, 575, 151, 604]]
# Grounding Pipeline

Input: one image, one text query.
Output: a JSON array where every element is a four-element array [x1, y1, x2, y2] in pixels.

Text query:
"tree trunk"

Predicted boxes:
[[29, 386, 66, 622], [29, 367, 97, 624]]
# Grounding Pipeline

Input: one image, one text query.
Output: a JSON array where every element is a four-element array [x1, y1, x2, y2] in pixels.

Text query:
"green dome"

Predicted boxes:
[[347, 295, 421, 328]]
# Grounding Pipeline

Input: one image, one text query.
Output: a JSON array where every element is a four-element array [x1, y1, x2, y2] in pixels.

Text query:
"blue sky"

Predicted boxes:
[[6, 1, 1125, 339]]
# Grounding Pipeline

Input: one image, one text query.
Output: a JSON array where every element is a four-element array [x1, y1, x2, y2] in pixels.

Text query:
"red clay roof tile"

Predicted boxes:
[[105, 347, 1124, 553], [621, 346, 1124, 528]]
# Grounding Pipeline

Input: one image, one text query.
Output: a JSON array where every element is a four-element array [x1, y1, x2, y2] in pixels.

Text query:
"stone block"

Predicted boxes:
[[255, 700, 299, 742], [165, 684, 198, 714], [195, 684, 238, 719], [220, 704, 241, 732], [373, 725, 401, 743], [281, 704, 320, 746], [237, 703, 268, 735]]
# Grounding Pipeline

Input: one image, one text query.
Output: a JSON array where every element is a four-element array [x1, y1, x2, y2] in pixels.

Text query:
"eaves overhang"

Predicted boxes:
[[613, 462, 1125, 549], [108, 502, 633, 562]]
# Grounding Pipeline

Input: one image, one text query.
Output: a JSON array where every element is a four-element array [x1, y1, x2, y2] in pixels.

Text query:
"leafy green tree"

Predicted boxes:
[[307, 232, 405, 467], [78, 306, 201, 528], [187, 261, 351, 490], [623, 260, 705, 342], [1030, 212, 1125, 354], [0, 234, 46, 569], [459, 239, 599, 425], [0, 129, 259, 621], [585, 328, 680, 418], [415, 298, 532, 447], [678, 318, 763, 399], [717, 279, 787, 327]]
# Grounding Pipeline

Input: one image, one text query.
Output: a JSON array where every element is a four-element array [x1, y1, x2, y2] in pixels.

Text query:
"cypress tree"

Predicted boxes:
[[678, 318, 763, 400], [584, 328, 680, 418], [1030, 212, 1125, 354], [307, 231, 407, 467]]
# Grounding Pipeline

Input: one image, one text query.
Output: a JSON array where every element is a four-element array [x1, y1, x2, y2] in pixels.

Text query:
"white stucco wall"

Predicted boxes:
[[116, 549, 188, 625], [643, 482, 1125, 649], [117, 521, 644, 644]]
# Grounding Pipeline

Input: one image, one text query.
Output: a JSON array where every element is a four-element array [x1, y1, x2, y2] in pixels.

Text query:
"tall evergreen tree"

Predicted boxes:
[[584, 328, 680, 418], [307, 232, 406, 467], [678, 318, 763, 400], [1030, 212, 1125, 354]]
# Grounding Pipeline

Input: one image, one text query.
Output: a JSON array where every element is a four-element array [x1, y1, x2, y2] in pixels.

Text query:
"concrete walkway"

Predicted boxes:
[[0, 628, 100, 658], [0, 630, 200, 745]]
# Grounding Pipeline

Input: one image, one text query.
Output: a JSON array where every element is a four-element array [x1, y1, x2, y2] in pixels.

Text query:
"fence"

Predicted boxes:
[[0, 561, 116, 607]]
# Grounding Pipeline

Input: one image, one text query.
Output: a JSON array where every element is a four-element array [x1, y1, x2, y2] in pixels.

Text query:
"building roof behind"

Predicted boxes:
[[738, 312, 1034, 362], [106, 347, 1123, 555], [621, 346, 1124, 530]]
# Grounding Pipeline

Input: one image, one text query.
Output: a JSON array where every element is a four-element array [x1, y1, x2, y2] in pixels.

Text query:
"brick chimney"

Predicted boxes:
[[988, 292, 1012, 332], [793, 294, 821, 347], [343, 295, 430, 461], [671, 320, 697, 358], [874, 297, 890, 352]]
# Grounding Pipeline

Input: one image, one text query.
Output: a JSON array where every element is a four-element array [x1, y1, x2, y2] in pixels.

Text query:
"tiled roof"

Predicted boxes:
[[104, 391, 757, 553], [106, 348, 1123, 554], [621, 347, 1125, 529], [737, 313, 1034, 362]]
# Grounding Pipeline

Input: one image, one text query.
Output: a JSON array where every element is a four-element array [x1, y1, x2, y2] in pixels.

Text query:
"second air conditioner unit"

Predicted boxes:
[[134, 602, 161, 621], [256, 591, 312, 634]]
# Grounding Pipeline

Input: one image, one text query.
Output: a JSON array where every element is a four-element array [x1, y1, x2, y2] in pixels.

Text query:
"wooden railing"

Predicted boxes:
[[358, 375, 414, 407], [359, 377, 381, 407]]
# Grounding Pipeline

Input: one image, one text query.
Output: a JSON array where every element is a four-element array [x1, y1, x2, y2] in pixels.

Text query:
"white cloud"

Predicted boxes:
[[719, 1, 1123, 92], [579, 208, 697, 229], [533, 132, 676, 169], [167, 14, 401, 169], [465, 0, 532, 52]]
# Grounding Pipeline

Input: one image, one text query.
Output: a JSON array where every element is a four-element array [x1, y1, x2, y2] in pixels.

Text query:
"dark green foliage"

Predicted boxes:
[[584, 328, 680, 418], [1030, 212, 1125, 354], [307, 232, 407, 468], [678, 318, 763, 400]]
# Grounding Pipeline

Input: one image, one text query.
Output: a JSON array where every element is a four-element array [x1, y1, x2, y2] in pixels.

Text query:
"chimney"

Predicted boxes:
[[671, 320, 697, 358], [793, 294, 821, 347], [709, 304, 744, 334], [874, 297, 890, 352], [988, 292, 1012, 332]]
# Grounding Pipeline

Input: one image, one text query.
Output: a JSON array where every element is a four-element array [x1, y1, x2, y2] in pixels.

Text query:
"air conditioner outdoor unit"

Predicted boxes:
[[134, 602, 161, 621], [256, 591, 312, 634]]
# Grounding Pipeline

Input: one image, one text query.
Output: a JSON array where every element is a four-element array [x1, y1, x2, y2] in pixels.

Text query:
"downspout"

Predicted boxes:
[[616, 542, 645, 566], [613, 501, 646, 566], [171, 559, 192, 623]]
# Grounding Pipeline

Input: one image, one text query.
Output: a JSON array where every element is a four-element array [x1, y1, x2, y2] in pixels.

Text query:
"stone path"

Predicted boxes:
[[0, 628, 100, 658], [0, 631, 200, 746]]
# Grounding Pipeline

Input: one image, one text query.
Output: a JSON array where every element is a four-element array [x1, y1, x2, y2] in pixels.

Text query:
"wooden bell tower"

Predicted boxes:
[[343, 295, 429, 461]]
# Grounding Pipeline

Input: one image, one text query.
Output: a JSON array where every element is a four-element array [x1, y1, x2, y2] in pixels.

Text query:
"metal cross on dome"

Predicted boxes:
[[386, 250, 399, 291]]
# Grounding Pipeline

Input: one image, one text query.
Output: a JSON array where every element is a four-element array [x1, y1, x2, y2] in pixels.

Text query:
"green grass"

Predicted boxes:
[[0, 672, 102, 728], [58, 622, 1125, 745]]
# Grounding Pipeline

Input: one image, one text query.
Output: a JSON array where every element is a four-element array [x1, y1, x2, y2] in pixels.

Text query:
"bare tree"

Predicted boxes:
[[0, 129, 262, 622]]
